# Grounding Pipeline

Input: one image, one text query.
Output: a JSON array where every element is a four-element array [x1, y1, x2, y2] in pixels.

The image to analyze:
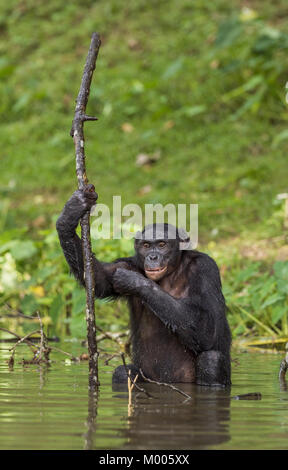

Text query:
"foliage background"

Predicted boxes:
[[0, 0, 288, 345]]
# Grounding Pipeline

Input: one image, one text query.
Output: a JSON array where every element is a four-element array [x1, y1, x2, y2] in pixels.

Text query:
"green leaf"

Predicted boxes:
[[214, 17, 243, 48], [223, 75, 264, 102], [72, 288, 86, 316], [271, 303, 286, 325], [182, 105, 207, 118], [12, 93, 31, 112], [10, 240, 37, 260], [261, 293, 284, 309], [273, 261, 288, 294], [70, 314, 86, 338], [272, 130, 288, 148], [250, 293, 262, 312], [162, 57, 184, 80], [35, 266, 56, 283], [0, 58, 15, 78], [20, 294, 38, 316], [255, 277, 275, 299], [252, 33, 281, 55], [233, 324, 246, 335], [234, 263, 260, 283], [49, 294, 64, 322]]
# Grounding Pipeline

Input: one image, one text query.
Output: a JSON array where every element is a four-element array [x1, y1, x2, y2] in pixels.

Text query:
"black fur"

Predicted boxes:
[[56, 189, 231, 386]]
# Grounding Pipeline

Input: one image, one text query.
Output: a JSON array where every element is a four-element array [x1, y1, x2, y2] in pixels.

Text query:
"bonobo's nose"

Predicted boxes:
[[148, 254, 158, 261]]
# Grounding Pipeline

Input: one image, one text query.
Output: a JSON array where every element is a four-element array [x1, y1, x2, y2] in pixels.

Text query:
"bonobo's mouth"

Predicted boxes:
[[144, 265, 168, 280]]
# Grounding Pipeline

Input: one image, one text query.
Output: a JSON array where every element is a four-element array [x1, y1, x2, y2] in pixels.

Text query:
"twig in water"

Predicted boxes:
[[103, 353, 122, 365], [36, 312, 51, 363], [128, 371, 139, 404], [127, 370, 139, 417], [96, 326, 129, 345], [231, 393, 262, 400], [121, 353, 153, 399], [0, 328, 37, 351], [139, 368, 192, 400], [8, 329, 40, 366], [1, 326, 97, 365], [9, 330, 40, 353]]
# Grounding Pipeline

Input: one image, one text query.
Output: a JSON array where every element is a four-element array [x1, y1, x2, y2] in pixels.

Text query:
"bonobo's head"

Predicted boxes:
[[134, 223, 190, 281]]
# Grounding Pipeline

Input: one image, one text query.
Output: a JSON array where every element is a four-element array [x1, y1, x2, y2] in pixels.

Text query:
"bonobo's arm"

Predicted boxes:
[[56, 186, 131, 299], [113, 256, 228, 354]]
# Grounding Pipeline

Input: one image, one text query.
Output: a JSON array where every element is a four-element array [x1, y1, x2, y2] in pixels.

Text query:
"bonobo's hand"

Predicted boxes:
[[69, 184, 98, 214], [113, 268, 152, 295], [56, 184, 98, 233]]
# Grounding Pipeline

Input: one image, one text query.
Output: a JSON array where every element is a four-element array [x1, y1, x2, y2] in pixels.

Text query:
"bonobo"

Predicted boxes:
[[56, 186, 231, 386]]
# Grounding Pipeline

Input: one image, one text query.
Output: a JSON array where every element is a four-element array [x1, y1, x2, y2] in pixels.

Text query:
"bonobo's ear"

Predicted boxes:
[[178, 227, 191, 250]]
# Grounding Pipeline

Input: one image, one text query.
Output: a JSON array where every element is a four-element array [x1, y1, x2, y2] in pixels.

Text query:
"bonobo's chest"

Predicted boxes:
[[129, 297, 195, 383], [159, 273, 190, 298]]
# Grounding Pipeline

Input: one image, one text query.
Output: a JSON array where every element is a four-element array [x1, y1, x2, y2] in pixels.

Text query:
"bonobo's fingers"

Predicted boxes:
[[56, 185, 98, 234], [83, 184, 98, 204], [84, 183, 98, 200], [61, 186, 98, 219], [69, 186, 98, 213]]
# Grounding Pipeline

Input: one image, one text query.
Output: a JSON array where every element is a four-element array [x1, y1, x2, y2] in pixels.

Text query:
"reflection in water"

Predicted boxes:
[[113, 383, 231, 450], [1, 346, 288, 450], [279, 350, 288, 392], [38, 364, 49, 390], [83, 389, 99, 450], [279, 376, 287, 392]]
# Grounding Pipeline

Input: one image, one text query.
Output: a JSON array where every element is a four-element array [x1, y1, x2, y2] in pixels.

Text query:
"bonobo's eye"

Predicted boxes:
[[158, 241, 166, 248], [143, 242, 150, 249]]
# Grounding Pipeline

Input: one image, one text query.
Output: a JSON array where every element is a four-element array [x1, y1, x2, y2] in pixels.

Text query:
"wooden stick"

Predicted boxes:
[[8, 329, 41, 367], [36, 312, 51, 362], [70, 32, 101, 389], [139, 368, 192, 400], [0, 327, 37, 350], [121, 353, 153, 398]]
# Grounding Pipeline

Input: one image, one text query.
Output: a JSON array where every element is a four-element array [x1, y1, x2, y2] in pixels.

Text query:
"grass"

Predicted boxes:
[[1, 0, 288, 344]]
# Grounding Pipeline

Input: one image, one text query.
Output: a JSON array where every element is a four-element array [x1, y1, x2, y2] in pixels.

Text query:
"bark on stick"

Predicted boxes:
[[70, 32, 101, 389]]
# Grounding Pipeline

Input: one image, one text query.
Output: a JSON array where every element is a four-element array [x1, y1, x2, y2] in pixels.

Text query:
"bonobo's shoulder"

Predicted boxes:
[[184, 250, 221, 274]]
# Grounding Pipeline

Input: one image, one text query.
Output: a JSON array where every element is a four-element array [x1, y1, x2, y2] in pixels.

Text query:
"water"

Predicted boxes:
[[0, 343, 287, 450]]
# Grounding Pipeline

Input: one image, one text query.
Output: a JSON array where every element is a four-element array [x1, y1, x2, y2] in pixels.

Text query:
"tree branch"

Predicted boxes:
[[70, 32, 101, 389]]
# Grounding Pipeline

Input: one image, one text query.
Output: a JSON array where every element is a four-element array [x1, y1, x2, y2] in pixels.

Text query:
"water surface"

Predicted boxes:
[[0, 344, 287, 450]]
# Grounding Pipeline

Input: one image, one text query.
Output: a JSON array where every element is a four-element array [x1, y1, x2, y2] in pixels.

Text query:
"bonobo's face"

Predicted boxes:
[[135, 225, 181, 281]]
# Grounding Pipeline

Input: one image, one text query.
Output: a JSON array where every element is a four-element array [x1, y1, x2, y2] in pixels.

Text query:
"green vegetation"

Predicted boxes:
[[0, 0, 288, 346]]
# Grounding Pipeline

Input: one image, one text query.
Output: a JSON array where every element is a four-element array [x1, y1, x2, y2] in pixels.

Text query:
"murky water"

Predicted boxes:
[[0, 343, 287, 450]]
